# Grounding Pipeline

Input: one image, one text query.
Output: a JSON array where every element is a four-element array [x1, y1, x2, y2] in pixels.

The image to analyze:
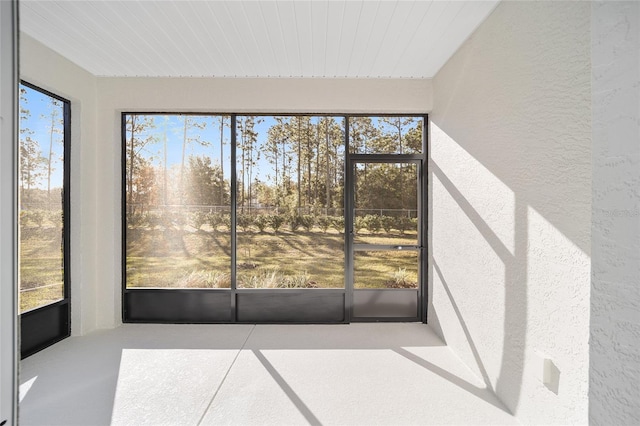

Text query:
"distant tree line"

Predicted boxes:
[[125, 114, 422, 218]]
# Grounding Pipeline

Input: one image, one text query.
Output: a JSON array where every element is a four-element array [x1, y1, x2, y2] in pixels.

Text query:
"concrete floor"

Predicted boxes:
[[19, 323, 518, 425]]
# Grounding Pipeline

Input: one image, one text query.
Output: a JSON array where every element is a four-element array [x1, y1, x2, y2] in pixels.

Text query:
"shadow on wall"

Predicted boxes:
[[426, 5, 590, 418], [430, 161, 528, 412]]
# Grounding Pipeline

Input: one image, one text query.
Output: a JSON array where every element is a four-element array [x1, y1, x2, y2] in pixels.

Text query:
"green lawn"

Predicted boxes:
[[19, 222, 419, 312], [127, 225, 418, 289], [20, 226, 64, 312]]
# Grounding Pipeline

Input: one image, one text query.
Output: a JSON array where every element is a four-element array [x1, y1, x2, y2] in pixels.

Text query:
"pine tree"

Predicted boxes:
[[126, 115, 156, 215]]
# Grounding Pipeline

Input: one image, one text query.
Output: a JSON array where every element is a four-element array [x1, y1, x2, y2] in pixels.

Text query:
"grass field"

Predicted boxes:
[[126, 224, 418, 289], [19, 221, 419, 312], [20, 226, 64, 313]]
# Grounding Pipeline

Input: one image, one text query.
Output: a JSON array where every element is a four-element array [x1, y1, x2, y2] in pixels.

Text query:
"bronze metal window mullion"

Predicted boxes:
[[230, 115, 237, 319]]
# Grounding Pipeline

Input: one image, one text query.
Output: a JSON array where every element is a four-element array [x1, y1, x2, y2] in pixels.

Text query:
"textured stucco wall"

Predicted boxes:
[[590, 2, 640, 424], [19, 34, 98, 336], [430, 2, 591, 424]]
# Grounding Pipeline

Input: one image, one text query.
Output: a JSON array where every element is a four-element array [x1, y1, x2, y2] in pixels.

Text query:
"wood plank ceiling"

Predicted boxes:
[[20, 0, 499, 79]]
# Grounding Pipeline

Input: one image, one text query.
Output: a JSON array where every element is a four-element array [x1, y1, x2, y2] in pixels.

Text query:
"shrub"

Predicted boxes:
[[394, 216, 412, 235], [191, 211, 208, 230], [354, 216, 366, 233], [385, 267, 417, 288], [244, 269, 280, 289], [237, 214, 253, 232], [381, 215, 394, 233], [288, 214, 302, 232], [330, 216, 344, 233], [410, 217, 418, 233], [316, 216, 331, 233], [208, 212, 223, 231], [282, 271, 311, 288], [175, 211, 187, 228], [145, 212, 161, 228], [268, 214, 285, 233], [30, 210, 45, 228], [220, 214, 231, 231], [242, 268, 313, 289], [176, 270, 231, 288], [300, 215, 315, 232], [161, 211, 179, 228], [253, 215, 268, 232], [127, 212, 144, 228], [363, 214, 381, 234], [47, 210, 63, 228]]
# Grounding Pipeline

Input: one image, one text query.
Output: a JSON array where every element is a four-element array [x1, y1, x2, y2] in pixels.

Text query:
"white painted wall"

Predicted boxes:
[[0, 2, 18, 424], [429, 2, 591, 424], [590, 2, 640, 424], [20, 33, 98, 336]]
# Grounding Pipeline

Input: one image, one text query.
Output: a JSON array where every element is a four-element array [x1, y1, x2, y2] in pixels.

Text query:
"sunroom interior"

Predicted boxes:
[[1, 1, 639, 425]]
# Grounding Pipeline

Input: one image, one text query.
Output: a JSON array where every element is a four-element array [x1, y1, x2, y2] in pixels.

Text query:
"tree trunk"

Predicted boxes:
[[219, 116, 225, 206], [46, 107, 55, 207], [297, 118, 301, 210], [128, 116, 136, 215], [179, 117, 188, 206], [325, 119, 331, 209], [163, 120, 168, 207]]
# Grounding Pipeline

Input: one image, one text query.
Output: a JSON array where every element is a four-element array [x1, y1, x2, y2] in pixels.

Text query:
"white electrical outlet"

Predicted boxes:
[[533, 352, 560, 394]]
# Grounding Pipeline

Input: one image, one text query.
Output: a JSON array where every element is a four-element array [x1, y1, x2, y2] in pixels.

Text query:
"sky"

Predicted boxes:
[[19, 84, 65, 191], [129, 114, 422, 186], [130, 115, 340, 183], [20, 97, 423, 192]]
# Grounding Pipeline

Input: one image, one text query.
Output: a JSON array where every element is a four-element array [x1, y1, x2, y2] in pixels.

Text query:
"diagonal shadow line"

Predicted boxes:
[[392, 347, 509, 413], [253, 350, 322, 426], [432, 260, 494, 391], [197, 325, 256, 426], [431, 162, 512, 262]]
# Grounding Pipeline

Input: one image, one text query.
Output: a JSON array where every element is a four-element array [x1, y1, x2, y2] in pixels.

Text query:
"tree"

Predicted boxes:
[[380, 117, 414, 208], [186, 155, 226, 207], [43, 97, 64, 206], [403, 120, 423, 153], [125, 115, 156, 215], [216, 116, 229, 206], [265, 117, 290, 208], [130, 157, 158, 213], [19, 88, 46, 205], [349, 117, 377, 154], [19, 136, 47, 204], [237, 116, 261, 212], [179, 116, 207, 205], [380, 116, 413, 154]]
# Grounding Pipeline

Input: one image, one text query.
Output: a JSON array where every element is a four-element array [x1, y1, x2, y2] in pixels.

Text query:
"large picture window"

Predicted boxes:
[[19, 81, 70, 356], [124, 114, 232, 290], [123, 113, 425, 323], [235, 116, 345, 289]]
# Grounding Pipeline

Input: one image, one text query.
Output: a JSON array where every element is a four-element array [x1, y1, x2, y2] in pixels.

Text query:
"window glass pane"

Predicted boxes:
[[349, 116, 423, 154], [236, 116, 345, 289], [124, 114, 232, 289], [19, 84, 66, 312], [354, 250, 419, 289], [353, 162, 418, 245]]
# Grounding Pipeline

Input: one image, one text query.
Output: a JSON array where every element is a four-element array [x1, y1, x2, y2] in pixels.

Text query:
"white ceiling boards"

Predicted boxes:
[[20, 1, 498, 79]]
